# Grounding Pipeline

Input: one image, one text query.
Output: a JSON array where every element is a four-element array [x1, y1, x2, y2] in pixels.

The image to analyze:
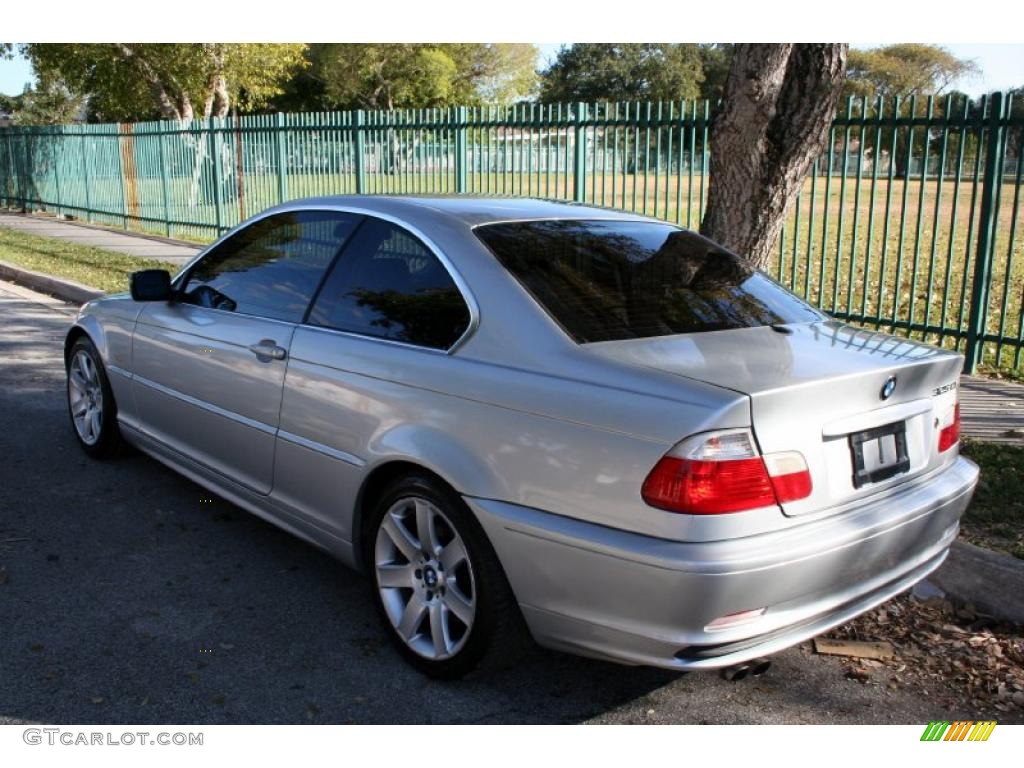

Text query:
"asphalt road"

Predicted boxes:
[[0, 279, 1012, 725]]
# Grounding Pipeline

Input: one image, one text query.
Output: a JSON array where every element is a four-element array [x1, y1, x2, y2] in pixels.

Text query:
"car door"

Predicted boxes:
[[271, 216, 473, 538], [131, 209, 362, 494]]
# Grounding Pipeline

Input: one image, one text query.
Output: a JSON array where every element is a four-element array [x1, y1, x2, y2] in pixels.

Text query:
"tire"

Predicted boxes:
[[66, 337, 123, 459], [364, 471, 528, 679]]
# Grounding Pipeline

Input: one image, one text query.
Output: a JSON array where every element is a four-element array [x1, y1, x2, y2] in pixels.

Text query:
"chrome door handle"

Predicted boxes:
[[248, 340, 287, 361]]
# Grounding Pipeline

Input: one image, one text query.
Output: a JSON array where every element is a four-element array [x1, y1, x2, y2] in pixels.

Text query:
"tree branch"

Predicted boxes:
[[114, 43, 192, 121]]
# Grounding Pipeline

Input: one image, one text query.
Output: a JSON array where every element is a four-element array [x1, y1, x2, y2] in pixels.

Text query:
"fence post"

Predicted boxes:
[[156, 122, 172, 236], [354, 110, 367, 194], [51, 127, 63, 218], [573, 102, 588, 202], [24, 130, 34, 213], [116, 124, 129, 229], [208, 118, 225, 235], [5, 130, 16, 208], [79, 125, 92, 223], [455, 106, 468, 194], [964, 92, 1006, 374], [274, 112, 288, 203]]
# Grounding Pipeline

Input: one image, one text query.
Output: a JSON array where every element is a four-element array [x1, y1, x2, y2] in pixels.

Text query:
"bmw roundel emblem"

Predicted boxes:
[[880, 375, 897, 400]]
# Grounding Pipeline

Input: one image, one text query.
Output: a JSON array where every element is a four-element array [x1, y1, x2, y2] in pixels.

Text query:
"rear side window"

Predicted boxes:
[[475, 219, 822, 343], [181, 210, 361, 323], [307, 217, 471, 350]]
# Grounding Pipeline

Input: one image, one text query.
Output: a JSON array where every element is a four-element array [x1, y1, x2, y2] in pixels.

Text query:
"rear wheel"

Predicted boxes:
[[365, 472, 526, 678], [67, 337, 123, 459]]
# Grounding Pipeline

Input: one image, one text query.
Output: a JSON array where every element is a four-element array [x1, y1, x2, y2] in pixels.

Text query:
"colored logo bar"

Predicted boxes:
[[920, 721, 996, 741]]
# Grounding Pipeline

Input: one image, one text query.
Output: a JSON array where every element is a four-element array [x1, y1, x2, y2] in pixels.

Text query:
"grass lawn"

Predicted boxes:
[[0, 227, 173, 294], [960, 439, 1024, 560]]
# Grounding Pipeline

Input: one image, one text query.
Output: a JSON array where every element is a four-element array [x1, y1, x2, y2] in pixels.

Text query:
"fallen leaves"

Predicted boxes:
[[824, 594, 1024, 713], [845, 666, 872, 683], [813, 639, 895, 660]]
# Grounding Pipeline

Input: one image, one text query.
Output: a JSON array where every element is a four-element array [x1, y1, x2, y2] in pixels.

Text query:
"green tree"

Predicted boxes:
[[539, 44, 703, 103], [0, 92, 20, 117], [844, 44, 978, 100], [318, 44, 459, 110], [23, 43, 307, 122], [12, 81, 86, 125], [445, 43, 539, 105], [697, 44, 733, 101], [841, 46, 978, 178], [285, 43, 538, 111]]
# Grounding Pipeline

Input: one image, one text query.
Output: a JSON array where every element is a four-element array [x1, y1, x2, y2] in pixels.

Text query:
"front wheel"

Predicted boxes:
[[366, 472, 526, 678], [67, 337, 123, 459]]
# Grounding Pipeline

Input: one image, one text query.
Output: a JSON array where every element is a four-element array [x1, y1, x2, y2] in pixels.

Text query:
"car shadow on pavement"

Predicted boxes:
[[1, 421, 681, 724]]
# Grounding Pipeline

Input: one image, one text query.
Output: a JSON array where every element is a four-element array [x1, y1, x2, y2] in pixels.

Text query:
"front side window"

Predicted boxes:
[[475, 219, 823, 343], [308, 217, 471, 350], [181, 210, 362, 323]]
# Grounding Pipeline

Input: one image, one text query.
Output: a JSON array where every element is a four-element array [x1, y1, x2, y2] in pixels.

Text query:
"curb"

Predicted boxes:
[[929, 540, 1024, 624], [0, 260, 104, 305]]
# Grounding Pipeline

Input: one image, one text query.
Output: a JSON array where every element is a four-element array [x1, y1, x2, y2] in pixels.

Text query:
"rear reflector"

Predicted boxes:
[[641, 430, 812, 515], [704, 607, 767, 632], [938, 403, 961, 452]]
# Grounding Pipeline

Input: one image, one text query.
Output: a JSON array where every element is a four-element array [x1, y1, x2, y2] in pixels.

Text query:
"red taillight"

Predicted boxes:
[[938, 403, 961, 452], [642, 430, 812, 515], [642, 456, 777, 514]]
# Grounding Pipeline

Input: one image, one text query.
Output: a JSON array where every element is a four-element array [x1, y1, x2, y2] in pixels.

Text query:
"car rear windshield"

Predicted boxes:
[[475, 219, 823, 343]]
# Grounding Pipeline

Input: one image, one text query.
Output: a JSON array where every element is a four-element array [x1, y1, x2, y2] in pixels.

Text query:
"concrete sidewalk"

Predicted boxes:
[[0, 211, 201, 266], [961, 375, 1024, 444]]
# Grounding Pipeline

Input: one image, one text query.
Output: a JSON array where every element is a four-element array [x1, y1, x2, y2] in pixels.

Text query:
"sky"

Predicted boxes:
[[1, 43, 1021, 98]]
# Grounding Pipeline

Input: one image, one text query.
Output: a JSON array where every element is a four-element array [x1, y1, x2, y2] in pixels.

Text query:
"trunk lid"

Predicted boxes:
[[586, 320, 963, 516]]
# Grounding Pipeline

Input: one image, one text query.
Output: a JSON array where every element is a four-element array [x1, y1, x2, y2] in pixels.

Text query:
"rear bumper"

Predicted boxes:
[[466, 456, 978, 671]]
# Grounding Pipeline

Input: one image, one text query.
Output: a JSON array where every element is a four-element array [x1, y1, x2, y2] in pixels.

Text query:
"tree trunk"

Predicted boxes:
[[114, 43, 193, 121], [188, 47, 232, 208], [186, 128, 208, 208], [701, 44, 848, 268]]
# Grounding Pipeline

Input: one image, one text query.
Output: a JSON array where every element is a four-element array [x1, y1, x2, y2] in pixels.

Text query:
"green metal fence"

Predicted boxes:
[[1, 95, 1022, 374]]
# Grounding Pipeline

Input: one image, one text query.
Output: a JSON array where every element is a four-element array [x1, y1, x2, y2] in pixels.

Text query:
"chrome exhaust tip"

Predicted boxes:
[[749, 658, 772, 677], [720, 663, 751, 681]]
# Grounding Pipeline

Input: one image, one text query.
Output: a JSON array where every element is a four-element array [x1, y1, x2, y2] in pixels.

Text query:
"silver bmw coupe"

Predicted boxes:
[[65, 196, 978, 678]]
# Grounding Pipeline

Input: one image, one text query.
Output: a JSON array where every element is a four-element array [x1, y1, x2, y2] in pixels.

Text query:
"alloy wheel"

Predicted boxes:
[[374, 496, 477, 660], [68, 349, 104, 446]]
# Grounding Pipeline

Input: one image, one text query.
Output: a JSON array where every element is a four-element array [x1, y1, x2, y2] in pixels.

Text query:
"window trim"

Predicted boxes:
[[170, 205, 480, 354], [304, 216, 473, 353]]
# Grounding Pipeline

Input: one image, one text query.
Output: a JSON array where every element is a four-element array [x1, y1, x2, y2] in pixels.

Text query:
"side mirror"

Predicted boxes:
[[130, 269, 172, 302]]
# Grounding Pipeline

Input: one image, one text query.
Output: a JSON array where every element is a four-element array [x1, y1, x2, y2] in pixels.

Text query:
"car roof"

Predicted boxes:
[[270, 195, 662, 228]]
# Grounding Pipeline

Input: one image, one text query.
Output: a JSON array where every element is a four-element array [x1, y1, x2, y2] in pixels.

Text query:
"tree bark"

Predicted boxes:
[[701, 44, 848, 268], [201, 44, 230, 119]]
